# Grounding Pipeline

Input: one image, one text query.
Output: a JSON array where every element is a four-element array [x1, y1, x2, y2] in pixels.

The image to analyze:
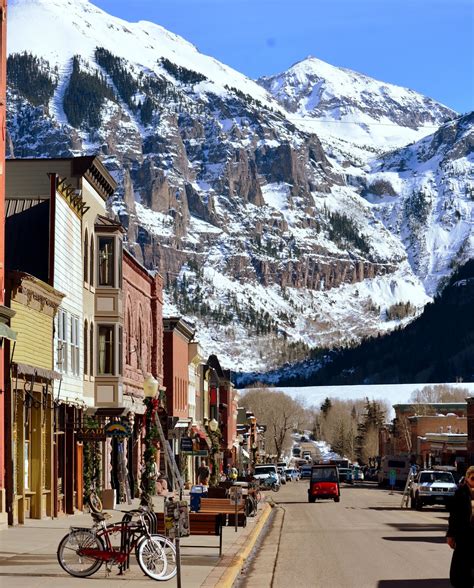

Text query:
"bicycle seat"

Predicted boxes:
[[91, 511, 111, 522]]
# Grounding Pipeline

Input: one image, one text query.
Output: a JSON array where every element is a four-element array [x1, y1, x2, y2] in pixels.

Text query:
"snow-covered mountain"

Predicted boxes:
[[362, 112, 474, 295], [6, 0, 472, 373], [259, 56, 456, 159]]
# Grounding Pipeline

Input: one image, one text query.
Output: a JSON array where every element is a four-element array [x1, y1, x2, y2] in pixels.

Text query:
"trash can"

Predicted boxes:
[[190, 485, 206, 512]]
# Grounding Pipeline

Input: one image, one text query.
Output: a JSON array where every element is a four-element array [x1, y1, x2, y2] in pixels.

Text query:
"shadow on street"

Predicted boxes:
[[382, 536, 446, 543], [378, 579, 450, 587], [385, 522, 447, 532]]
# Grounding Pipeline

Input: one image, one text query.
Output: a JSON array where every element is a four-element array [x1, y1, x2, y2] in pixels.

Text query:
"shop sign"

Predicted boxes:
[[180, 437, 193, 452], [104, 421, 131, 438], [76, 429, 107, 441]]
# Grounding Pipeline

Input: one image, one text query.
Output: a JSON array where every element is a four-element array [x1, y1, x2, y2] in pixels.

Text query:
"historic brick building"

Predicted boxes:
[[123, 249, 164, 494]]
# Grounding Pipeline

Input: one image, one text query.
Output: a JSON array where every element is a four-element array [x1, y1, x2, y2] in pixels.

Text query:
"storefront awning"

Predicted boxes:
[[174, 420, 191, 428], [0, 322, 17, 341]]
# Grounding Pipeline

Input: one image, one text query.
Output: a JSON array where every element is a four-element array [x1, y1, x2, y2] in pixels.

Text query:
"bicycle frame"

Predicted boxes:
[[77, 520, 146, 566]]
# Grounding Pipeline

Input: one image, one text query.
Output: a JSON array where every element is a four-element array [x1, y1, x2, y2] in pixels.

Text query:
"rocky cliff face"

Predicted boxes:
[[7, 0, 469, 372]]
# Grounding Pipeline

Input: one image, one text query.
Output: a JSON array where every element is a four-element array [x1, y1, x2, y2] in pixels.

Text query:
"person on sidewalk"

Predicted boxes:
[[446, 465, 474, 587], [197, 460, 210, 487]]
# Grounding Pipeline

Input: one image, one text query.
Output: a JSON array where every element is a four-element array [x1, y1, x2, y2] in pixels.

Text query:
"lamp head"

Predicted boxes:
[[143, 374, 158, 398]]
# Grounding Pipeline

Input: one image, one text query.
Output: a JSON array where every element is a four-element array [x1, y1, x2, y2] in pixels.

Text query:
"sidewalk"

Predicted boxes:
[[0, 498, 273, 588]]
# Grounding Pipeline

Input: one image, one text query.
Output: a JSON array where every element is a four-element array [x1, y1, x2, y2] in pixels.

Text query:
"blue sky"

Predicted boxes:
[[93, 0, 473, 114]]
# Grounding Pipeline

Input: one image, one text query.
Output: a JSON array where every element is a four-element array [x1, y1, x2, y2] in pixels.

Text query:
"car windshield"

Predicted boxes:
[[419, 472, 454, 483], [311, 468, 338, 482]]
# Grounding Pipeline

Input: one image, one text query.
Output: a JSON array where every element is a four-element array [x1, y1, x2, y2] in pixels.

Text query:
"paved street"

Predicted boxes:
[[240, 480, 453, 588]]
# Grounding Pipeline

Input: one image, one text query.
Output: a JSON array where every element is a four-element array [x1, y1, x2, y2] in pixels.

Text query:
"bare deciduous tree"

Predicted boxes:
[[410, 384, 471, 403], [241, 388, 305, 458]]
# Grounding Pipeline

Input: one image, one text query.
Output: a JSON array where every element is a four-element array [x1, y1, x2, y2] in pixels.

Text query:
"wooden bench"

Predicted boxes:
[[155, 512, 224, 555], [199, 498, 247, 528]]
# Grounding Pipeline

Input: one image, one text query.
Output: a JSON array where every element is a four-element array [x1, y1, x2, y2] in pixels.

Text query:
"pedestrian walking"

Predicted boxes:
[[197, 460, 210, 488], [446, 465, 474, 587]]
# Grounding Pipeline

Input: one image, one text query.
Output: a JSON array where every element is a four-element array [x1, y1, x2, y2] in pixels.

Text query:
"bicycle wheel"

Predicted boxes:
[[137, 534, 177, 581], [57, 529, 104, 578], [136, 536, 168, 581], [271, 483, 280, 492], [88, 492, 103, 514]]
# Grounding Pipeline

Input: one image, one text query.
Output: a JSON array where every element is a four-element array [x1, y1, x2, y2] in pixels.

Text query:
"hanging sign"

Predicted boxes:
[[76, 429, 106, 441], [104, 421, 131, 438], [180, 437, 194, 452]]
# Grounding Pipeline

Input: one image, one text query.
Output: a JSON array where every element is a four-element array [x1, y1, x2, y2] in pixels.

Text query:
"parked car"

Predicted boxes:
[[253, 464, 280, 485], [300, 464, 312, 479], [277, 466, 287, 484], [337, 467, 353, 483], [353, 466, 364, 482], [308, 465, 340, 503], [410, 470, 457, 510], [285, 468, 301, 482]]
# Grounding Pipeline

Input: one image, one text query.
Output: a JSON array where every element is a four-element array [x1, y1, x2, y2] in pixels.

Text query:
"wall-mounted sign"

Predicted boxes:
[[180, 437, 193, 452], [76, 429, 107, 441], [104, 421, 131, 438]]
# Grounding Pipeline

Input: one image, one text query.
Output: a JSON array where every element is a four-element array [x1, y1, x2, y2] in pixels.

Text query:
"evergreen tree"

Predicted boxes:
[[321, 397, 332, 416], [63, 56, 115, 129], [7, 52, 57, 107]]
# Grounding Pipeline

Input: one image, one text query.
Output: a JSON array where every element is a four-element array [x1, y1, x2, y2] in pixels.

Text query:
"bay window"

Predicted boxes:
[[98, 325, 114, 375], [98, 237, 115, 286]]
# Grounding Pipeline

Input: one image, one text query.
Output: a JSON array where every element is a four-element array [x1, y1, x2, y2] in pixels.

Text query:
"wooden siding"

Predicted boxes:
[[10, 300, 53, 370], [53, 195, 84, 402]]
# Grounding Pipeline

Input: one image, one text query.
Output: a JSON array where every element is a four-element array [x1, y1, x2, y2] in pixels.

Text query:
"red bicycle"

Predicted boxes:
[[57, 510, 173, 580]]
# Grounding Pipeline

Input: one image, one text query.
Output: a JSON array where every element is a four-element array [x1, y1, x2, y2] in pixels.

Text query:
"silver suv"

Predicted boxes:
[[410, 470, 457, 510]]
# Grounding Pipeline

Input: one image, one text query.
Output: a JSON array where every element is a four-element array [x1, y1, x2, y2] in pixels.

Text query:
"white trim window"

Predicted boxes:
[[57, 309, 68, 373], [98, 237, 115, 287], [98, 324, 114, 375], [70, 315, 80, 376]]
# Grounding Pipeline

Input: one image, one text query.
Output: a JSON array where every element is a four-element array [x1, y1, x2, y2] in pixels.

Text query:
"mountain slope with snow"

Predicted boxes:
[[259, 56, 456, 156], [362, 112, 474, 295], [6, 0, 468, 374]]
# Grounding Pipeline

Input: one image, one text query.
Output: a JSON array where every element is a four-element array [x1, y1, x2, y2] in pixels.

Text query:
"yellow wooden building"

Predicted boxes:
[[7, 271, 63, 524]]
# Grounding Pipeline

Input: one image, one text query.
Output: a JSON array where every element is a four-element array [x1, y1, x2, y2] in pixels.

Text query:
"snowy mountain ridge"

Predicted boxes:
[[259, 55, 456, 154], [6, 0, 473, 374]]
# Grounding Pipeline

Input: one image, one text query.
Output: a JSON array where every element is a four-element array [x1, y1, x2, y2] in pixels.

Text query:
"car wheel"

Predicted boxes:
[[334, 496, 340, 503], [308, 496, 316, 503]]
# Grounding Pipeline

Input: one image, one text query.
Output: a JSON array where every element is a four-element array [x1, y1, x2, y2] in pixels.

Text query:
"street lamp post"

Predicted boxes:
[[141, 374, 159, 509], [206, 418, 221, 486]]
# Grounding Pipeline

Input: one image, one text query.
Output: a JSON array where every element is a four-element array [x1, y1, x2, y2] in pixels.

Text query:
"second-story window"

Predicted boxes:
[[98, 325, 114, 375], [90, 236, 95, 287], [71, 316, 80, 376], [98, 237, 115, 287], [84, 320, 88, 377], [57, 309, 68, 373], [84, 229, 89, 284]]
